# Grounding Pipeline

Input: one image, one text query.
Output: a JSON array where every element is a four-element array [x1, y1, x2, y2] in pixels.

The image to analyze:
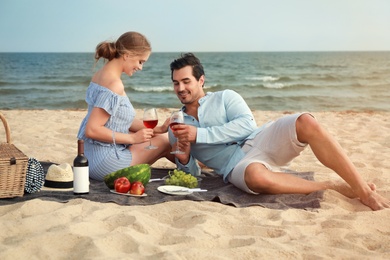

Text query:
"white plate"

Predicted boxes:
[[110, 190, 147, 197], [157, 185, 192, 196]]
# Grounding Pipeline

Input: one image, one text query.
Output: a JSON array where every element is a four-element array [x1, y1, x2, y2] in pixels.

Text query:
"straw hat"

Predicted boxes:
[[42, 163, 73, 191]]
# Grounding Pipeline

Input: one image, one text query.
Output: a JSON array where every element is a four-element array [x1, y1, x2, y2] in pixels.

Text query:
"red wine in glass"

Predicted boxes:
[[143, 108, 158, 150], [144, 120, 158, 129], [170, 111, 185, 154], [169, 122, 181, 130]]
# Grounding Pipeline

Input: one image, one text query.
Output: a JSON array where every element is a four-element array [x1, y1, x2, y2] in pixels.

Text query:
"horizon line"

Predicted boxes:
[[1, 50, 390, 54]]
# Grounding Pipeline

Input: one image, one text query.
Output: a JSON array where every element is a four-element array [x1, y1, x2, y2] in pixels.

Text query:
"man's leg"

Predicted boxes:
[[244, 162, 356, 198], [294, 113, 389, 210]]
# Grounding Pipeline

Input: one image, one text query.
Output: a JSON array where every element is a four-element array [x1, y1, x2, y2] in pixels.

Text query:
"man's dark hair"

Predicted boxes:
[[170, 53, 205, 85]]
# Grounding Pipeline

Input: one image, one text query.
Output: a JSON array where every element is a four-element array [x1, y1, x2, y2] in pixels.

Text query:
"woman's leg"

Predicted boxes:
[[130, 133, 175, 166]]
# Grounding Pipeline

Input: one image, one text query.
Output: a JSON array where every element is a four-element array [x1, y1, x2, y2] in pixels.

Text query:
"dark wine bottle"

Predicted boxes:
[[73, 139, 89, 194]]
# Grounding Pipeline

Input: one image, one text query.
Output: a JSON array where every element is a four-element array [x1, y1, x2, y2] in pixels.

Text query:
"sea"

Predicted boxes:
[[0, 51, 389, 112]]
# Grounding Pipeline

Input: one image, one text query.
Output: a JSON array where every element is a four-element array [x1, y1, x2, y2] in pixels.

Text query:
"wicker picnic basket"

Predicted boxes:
[[0, 112, 28, 198]]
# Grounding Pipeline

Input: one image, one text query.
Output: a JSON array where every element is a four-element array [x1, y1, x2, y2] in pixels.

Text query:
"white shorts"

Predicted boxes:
[[228, 112, 312, 194]]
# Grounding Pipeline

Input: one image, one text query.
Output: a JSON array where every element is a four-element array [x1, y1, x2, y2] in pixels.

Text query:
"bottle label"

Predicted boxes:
[[73, 166, 89, 193]]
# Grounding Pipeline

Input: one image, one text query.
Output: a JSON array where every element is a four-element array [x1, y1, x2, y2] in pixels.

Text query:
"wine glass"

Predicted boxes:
[[143, 108, 158, 150], [170, 110, 185, 154]]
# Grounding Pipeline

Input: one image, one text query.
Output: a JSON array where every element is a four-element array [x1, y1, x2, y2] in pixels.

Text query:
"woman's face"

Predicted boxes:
[[123, 51, 150, 77]]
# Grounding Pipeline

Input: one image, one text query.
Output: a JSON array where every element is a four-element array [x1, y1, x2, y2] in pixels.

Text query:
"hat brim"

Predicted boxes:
[[41, 186, 73, 192], [41, 179, 74, 192]]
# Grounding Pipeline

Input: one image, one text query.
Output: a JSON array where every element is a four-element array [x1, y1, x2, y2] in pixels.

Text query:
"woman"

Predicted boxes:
[[77, 31, 173, 181]]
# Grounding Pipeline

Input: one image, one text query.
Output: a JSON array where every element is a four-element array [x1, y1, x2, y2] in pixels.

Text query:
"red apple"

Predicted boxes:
[[114, 177, 131, 193], [129, 181, 145, 195]]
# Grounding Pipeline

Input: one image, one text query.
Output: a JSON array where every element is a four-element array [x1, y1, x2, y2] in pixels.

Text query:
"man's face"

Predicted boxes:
[[172, 65, 205, 105]]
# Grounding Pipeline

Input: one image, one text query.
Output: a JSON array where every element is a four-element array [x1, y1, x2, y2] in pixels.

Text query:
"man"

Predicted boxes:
[[168, 53, 389, 211]]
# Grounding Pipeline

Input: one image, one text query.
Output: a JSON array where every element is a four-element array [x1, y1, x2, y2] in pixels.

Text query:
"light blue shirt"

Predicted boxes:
[[169, 89, 263, 182]]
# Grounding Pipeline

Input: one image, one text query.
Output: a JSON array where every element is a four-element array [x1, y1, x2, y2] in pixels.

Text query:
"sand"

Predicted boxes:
[[0, 109, 389, 259]]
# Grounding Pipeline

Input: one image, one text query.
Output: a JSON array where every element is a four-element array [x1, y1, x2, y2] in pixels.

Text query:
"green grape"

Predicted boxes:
[[164, 169, 198, 188]]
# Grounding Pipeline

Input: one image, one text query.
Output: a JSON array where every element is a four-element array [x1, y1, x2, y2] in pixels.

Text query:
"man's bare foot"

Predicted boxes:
[[359, 191, 390, 211], [329, 182, 376, 199], [330, 181, 389, 211]]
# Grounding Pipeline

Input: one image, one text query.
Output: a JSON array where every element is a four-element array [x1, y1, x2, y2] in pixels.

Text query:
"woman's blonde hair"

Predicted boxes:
[[95, 31, 151, 61]]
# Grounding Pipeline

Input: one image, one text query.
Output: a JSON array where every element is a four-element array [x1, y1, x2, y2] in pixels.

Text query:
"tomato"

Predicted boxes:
[[129, 181, 145, 195], [114, 177, 131, 193]]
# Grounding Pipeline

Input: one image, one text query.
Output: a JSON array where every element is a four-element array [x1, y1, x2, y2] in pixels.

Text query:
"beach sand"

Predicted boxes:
[[1, 109, 389, 259]]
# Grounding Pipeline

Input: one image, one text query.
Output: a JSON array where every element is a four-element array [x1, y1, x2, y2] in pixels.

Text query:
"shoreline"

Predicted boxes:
[[1, 109, 390, 259]]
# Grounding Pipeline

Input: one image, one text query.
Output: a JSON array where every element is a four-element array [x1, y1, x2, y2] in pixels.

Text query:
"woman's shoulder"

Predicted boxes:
[[90, 69, 125, 95], [86, 82, 132, 114], [106, 79, 126, 96]]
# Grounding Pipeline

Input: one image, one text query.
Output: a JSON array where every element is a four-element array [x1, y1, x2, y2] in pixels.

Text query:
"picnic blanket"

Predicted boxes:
[[0, 162, 323, 210]]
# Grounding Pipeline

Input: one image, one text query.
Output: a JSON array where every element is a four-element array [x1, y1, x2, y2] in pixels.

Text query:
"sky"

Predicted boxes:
[[1, 0, 390, 52]]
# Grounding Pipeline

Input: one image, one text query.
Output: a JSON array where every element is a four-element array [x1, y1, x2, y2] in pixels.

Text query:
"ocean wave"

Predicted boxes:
[[129, 84, 221, 93], [245, 83, 320, 90], [247, 75, 324, 84], [246, 76, 280, 82], [130, 85, 172, 92], [263, 83, 286, 89]]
